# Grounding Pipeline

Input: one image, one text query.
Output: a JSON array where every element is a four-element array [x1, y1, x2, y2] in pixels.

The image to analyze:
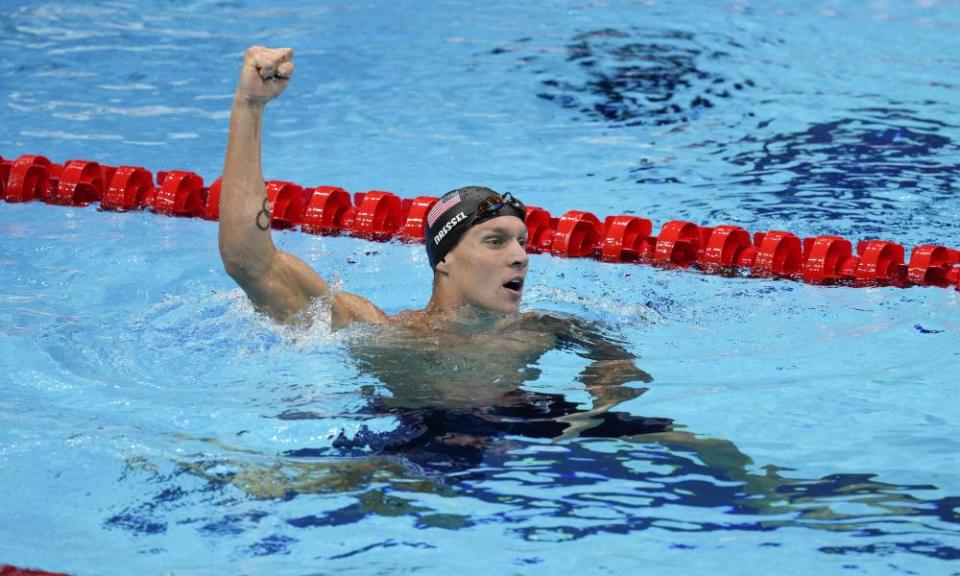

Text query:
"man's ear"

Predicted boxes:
[[435, 257, 450, 276]]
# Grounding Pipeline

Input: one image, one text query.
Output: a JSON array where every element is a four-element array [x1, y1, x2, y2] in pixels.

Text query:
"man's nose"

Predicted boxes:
[[509, 239, 529, 268]]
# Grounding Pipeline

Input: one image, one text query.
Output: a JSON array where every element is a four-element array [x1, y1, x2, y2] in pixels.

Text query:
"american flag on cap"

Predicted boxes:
[[426, 191, 462, 227]]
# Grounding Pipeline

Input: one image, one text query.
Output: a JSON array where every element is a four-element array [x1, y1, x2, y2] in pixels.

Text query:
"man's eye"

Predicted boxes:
[[518, 238, 528, 247], [486, 237, 502, 246]]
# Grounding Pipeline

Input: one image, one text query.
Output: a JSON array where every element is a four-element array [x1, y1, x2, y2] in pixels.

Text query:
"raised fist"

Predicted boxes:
[[235, 45, 294, 106]]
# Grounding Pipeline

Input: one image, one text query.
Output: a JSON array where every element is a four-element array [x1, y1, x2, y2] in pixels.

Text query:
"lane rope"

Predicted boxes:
[[2, 153, 958, 290], [0, 564, 68, 576]]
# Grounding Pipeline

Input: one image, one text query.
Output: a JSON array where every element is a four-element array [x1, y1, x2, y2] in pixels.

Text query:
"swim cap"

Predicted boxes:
[[424, 186, 526, 270]]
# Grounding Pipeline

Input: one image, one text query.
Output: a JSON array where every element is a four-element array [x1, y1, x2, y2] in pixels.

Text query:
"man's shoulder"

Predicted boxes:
[[510, 311, 625, 350], [332, 291, 390, 328]]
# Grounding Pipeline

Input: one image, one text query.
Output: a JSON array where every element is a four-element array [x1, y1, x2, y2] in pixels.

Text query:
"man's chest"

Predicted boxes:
[[351, 324, 561, 408]]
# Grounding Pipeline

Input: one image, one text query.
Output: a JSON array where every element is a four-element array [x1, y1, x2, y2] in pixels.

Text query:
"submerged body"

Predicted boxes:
[[348, 309, 651, 411]]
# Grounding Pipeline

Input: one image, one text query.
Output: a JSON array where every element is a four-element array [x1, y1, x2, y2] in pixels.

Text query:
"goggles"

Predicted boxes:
[[475, 192, 526, 224]]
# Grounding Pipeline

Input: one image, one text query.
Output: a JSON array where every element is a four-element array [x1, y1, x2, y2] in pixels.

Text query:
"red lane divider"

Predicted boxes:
[[302, 185, 352, 234], [552, 211, 603, 258], [400, 196, 438, 242], [2, 153, 958, 291], [600, 215, 652, 262], [351, 190, 402, 240], [265, 180, 308, 229], [702, 224, 751, 269], [654, 220, 703, 267], [753, 230, 802, 276], [154, 170, 204, 217], [908, 245, 960, 287], [102, 165, 154, 210], [4, 155, 58, 203], [0, 564, 69, 576], [523, 206, 555, 253], [51, 159, 108, 206]]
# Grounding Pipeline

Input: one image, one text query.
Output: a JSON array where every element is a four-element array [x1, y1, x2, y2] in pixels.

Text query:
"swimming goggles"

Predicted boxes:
[[475, 192, 526, 223]]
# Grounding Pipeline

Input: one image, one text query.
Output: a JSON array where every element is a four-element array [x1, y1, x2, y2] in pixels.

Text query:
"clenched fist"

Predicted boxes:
[[234, 45, 295, 107]]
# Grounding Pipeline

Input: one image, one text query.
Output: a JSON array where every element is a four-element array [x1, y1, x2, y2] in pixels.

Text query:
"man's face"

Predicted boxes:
[[439, 216, 529, 313]]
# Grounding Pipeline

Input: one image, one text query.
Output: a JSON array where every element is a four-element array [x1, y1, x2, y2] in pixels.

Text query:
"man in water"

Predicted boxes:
[[219, 45, 655, 435], [220, 45, 531, 329]]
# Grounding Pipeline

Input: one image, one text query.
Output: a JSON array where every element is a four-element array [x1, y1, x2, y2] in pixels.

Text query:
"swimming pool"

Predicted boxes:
[[2, 1, 959, 574]]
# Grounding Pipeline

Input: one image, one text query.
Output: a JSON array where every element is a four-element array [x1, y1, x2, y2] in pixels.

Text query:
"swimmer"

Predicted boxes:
[[220, 46, 530, 328], [219, 45, 651, 423]]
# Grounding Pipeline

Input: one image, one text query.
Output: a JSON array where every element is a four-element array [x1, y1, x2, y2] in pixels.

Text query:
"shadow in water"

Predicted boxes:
[[719, 110, 959, 233], [492, 28, 958, 215], [105, 390, 960, 562], [491, 27, 753, 127]]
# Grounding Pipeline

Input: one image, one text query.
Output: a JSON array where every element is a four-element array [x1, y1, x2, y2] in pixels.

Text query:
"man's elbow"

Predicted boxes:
[[219, 240, 256, 283], [220, 239, 281, 288], [221, 256, 246, 282]]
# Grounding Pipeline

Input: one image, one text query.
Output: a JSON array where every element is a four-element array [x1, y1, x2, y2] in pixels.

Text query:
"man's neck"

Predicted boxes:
[[420, 298, 506, 330]]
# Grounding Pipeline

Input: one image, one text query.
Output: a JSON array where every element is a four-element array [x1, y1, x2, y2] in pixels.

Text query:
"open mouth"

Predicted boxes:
[[503, 278, 524, 293]]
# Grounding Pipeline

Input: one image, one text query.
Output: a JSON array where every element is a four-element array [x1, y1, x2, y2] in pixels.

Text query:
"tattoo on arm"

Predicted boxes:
[[256, 198, 271, 231]]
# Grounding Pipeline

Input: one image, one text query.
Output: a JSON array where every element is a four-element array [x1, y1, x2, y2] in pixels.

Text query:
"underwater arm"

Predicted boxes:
[[218, 46, 387, 327], [547, 317, 652, 439], [567, 320, 652, 405], [559, 345, 651, 437], [578, 358, 651, 403]]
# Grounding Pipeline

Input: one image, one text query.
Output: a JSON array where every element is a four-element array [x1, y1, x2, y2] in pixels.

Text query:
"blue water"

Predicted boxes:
[[2, 1, 959, 574]]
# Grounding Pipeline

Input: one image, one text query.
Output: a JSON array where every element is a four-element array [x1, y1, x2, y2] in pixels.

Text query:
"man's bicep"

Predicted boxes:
[[281, 250, 335, 297]]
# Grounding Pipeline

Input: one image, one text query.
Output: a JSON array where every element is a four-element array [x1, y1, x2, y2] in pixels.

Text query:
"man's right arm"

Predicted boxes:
[[218, 46, 387, 327]]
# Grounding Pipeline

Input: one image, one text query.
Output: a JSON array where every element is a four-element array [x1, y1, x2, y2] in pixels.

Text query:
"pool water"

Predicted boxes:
[[2, 1, 959, 574]]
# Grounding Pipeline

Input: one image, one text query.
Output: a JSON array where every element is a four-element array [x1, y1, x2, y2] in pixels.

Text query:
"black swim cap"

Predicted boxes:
[[424, 186, 526, 270]]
